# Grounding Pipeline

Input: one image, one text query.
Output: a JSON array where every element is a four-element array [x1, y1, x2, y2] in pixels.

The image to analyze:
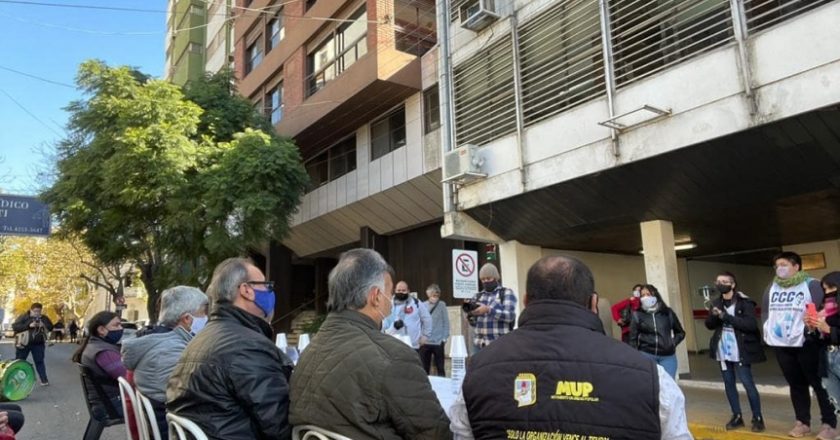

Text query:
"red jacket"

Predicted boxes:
[[611, 297, 641, 335]]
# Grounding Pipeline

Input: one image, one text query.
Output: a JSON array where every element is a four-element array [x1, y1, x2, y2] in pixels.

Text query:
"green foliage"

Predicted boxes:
[[42, 60, 307, 321], [301, 314, 327, 334]]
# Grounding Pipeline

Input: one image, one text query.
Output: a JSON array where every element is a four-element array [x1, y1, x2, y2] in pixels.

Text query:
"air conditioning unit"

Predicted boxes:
[[459, 0, 499, 32], [442, 144, 486, 184]]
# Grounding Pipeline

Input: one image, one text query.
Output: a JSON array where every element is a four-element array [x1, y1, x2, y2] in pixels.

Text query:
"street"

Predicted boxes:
[[0, 340, 122, 440]]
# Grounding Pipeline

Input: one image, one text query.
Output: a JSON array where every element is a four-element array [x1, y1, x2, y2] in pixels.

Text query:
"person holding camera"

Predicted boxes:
[[383, 281, 432, 352], [464, 263, 517, 353], [12, 302, 53, 386]]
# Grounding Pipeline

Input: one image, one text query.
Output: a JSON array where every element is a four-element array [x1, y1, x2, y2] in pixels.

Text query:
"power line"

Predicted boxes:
[[0, 64, 75, 88], [0, 88, 63, 138], [0, 0, 165, 13]]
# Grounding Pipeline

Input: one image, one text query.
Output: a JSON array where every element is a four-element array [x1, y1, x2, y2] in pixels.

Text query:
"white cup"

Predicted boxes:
[[298, 333, 311, 353], [275, 333, 288, 349], [449, 335, 467, 358]]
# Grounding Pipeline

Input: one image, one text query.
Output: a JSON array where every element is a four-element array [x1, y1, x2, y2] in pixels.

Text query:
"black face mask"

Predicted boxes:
[[394, 293, 409, 301], [715, 284, 733, 295], [483, 281, 498, 292]]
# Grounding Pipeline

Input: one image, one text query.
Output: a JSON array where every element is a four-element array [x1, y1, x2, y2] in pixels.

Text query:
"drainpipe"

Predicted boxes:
[[510, 13, 527, 191], [437, 0, 456, 213], [598, 0, 620, 158], [729, 0, 757, 115]]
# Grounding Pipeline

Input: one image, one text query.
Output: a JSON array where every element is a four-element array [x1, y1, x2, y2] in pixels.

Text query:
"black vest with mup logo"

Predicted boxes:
[[463, 300, 661, 440]]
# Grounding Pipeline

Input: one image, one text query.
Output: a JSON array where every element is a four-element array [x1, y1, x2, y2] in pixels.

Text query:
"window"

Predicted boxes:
[[265, 83, 283, 124], [188, 42, 204, 54], [306, 7, 368, 96], [246, 40, 263, 74], [423, 86, 440, 134], [267, 12, 284, 51], [305, 0, 317, 11], [305, 136, 357, 189], [371, 107, 406, 160], [394, 2, 436, 56]]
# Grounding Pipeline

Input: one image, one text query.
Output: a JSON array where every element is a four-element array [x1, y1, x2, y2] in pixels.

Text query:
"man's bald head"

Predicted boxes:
[[526, 255, 594, 306]]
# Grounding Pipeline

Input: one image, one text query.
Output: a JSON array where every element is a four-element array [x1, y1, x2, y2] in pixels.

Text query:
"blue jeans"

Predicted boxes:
[[641, 352, 678, 378], [16, 343, 48, 382], [720, 361, 762, 418], [822, 350, 840, 415]]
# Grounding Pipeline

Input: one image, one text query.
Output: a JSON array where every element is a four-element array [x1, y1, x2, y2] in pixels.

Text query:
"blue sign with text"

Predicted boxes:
[[0, 194, 51, 237]]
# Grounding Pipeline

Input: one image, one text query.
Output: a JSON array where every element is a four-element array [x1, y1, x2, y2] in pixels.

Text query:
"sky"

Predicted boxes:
[[0, 0, 169, 196]]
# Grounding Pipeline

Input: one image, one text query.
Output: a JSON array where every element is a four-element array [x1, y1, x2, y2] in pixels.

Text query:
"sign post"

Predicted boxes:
[[0, 194, 50, 237], [452, 249, 478, 299]]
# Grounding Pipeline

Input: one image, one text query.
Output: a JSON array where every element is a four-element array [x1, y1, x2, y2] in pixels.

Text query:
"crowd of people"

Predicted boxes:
[[10, 247, 840, 439]]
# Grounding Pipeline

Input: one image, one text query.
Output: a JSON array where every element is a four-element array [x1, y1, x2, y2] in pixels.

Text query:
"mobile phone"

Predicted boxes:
[[807, 303, 818, 319]]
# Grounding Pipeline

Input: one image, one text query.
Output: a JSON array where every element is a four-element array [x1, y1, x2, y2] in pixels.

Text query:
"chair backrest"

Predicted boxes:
[[292, 425, 354, 440], [166, 413, 208, 440], [117, 377, 142, 440], [135, 391, 162, 440], [77, 363, 122, 422]]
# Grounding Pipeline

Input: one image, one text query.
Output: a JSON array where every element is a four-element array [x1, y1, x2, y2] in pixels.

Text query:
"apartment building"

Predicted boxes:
[[165, 0, 235, 86]]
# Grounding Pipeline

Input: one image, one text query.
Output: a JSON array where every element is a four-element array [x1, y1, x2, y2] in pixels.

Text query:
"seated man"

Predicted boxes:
[[167, 258, 293, 440], [122, 286, 208, 437], [450, 255, 692, 440], [290, 249, 451, 439]]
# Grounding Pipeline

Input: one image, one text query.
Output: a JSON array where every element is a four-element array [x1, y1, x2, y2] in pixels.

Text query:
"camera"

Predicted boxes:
[[393, 320, 405, 331], [461, 301, 479, 314]]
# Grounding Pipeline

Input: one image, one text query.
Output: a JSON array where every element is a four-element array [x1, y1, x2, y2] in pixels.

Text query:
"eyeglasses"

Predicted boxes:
[[245, 281, 275, 290]]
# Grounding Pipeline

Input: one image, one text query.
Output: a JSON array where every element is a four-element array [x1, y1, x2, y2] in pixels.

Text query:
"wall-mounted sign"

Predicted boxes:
[[0, 194, 50, 237]]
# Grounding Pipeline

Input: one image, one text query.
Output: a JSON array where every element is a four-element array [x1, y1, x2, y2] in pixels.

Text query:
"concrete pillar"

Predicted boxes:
[[640, 220, 690, 377], [499, 240, 542, 320]]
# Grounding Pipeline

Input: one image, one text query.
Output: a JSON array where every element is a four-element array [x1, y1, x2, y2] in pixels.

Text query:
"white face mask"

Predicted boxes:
[[632, 290, 641, 298], [641, 296, 658, 310], [776, 266, 792, 279], [376, 290, 392, 321], [190, 315, 208, 334]]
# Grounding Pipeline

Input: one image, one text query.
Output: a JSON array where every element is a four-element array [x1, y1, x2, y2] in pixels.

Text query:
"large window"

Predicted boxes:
[[306, 7, 368, 96], [423, 86, 440, 134], [305, 136, 357, 189], [267, 12, 284, 51], [265, 83, 283, 124], [246, 40, 263, 75], [371, 107, 406, 160]]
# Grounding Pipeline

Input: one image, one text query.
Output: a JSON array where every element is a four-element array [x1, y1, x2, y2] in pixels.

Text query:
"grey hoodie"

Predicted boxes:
[[122, 326, 193, 402]]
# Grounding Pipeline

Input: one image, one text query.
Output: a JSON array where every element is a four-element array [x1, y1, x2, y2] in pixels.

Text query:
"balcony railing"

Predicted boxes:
[[306, 33, 368, 97], [452, 0, 836, 147]]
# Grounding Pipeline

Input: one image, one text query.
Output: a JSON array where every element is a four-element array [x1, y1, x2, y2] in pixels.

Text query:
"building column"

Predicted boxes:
[[640, 220, 690, 377], [499, 240, 542, 319], [267, 243, 293, 333]]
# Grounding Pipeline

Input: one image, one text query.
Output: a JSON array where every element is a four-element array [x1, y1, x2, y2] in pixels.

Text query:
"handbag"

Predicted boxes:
[[13, 331, 29, 350]]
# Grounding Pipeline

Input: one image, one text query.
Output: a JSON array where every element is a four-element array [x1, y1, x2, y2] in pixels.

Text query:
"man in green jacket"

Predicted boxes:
[[290, 248, 452, 439]]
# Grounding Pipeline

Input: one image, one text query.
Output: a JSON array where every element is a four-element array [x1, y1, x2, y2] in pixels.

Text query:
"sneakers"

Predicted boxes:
[[751, 416, 765, 433], [816, 423, 837, 440], [725, 413, 744, 430], [788, 421, 811, 438], [39, 381, 49, 386]]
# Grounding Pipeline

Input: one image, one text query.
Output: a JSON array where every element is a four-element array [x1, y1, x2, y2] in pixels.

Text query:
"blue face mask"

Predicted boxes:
[[190, 315, 208, 334], [253, 287, 276, 318], [103, 329, 123, 344]]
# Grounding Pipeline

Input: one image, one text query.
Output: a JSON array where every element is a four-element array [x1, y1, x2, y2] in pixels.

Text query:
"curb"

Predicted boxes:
[[689, 423, 790, 439], [680, 379, 789, 396]]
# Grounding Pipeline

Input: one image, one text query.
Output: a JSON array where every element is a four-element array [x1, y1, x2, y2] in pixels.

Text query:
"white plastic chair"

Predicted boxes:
[[292, 425, 353, 440], [135, 390, 162, 440], [117, 377, 142, 440], [167, 413, 209, 440]]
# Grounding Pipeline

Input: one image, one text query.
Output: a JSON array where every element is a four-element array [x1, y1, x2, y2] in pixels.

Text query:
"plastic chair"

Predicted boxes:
[[116, 377, 142, 440], [166, 413, 208, 440], [77, 364, 124, 440], [135, 391, 162, 440], [292, 425, 354, 440]]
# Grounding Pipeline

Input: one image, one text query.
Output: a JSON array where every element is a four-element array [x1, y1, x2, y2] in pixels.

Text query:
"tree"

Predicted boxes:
[[42, 60, 308, 322], [0, 236, 103, 320]]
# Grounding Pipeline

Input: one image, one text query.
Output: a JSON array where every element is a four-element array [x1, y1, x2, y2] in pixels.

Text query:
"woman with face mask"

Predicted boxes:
[[806, 272, 840, 423], [611, 284, 643, 343], [72, 311, 126, 418], [704, 271, 765, 432], [628, 284, 685, 379]]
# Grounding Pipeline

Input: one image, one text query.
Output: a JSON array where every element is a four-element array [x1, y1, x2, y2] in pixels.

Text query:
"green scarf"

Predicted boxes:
[[774, 270, 810, 288]]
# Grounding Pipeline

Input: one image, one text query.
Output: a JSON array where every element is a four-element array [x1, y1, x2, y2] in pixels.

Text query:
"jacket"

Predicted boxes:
[[630, 306, 686, 356], [12, 313, 52, 345], [80, 337, 122, 406], [290, 309, 452, 440], [463, 300, 661, 440], [166, 303, 293, 440], [424, 300, 450, 345], [704, 292, 766, 364], [122, 326, 193, 402]]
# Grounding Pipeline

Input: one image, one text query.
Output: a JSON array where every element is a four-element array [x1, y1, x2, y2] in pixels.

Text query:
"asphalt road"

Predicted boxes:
[[0, 340, 123, 440]]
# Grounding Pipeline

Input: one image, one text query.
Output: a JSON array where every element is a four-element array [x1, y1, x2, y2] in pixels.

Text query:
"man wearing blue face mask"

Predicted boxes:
[[167, 257, 294, 440], [122, 286, 208, 437]]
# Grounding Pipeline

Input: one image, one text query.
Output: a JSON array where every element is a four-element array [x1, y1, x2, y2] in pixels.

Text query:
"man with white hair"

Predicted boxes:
[[465, 262, 517, 352], [167, 257, 293, 440], [290, 248, 451, 439], [122, 285, 208, 437]]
